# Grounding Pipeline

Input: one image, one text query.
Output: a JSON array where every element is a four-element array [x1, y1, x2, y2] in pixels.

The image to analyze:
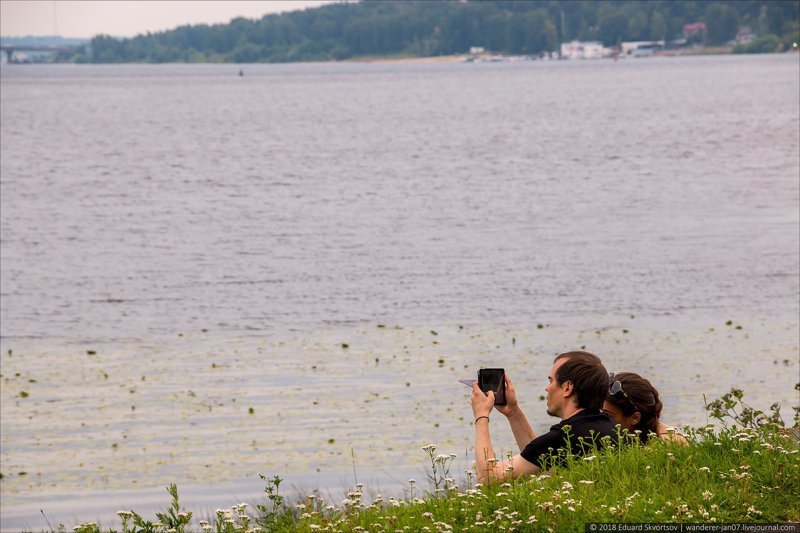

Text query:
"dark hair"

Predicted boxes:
[[553, 351, 609, 412], [605, 372, 663, 443]]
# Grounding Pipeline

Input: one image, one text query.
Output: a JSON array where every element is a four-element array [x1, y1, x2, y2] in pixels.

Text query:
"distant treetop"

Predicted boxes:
[[64, 1, 800, 63]]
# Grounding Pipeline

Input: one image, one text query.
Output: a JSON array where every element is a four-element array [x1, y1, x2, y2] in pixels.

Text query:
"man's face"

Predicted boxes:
[[545, 358, 568, 417]]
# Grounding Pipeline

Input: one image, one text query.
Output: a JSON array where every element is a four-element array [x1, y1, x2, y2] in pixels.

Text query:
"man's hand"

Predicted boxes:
[[494, 375, 520, 418], [471, 382, 494, 419]]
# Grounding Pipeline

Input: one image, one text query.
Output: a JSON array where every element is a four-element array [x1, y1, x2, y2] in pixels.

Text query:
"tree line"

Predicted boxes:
[[72, 1, 799, 63]]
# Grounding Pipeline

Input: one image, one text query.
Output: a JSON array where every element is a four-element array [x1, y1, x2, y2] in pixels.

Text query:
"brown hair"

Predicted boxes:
[[605, 372, 663, 443], [553, 351, 609, 412]]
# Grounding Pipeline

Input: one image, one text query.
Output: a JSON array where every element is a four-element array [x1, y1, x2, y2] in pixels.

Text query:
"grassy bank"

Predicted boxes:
[[54, 390, 800, 532]]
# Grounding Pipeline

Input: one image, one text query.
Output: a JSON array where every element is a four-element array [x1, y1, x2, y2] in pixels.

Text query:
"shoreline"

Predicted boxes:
[[7, 47, 800, 67]]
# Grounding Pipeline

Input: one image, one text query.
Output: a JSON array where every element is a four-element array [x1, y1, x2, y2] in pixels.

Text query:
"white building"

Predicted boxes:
[[560, 41, 611, 60], [620, 41, 665, 57]]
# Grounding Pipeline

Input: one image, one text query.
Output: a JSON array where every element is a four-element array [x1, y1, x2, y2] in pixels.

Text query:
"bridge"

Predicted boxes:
[[0, 44, 78, 63]]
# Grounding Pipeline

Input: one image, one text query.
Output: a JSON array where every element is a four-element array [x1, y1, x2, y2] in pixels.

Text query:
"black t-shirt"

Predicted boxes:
[[520, 410, 619, 468]]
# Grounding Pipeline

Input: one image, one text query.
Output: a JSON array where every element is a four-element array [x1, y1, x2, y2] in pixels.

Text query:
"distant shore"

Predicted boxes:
[[339, 46, 794, 65], [654, 45, 733, 56], [5, 47, 799, 67], [341, 53, 468, 64]]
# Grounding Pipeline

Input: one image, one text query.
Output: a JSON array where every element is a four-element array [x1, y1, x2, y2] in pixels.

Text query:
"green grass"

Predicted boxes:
[[47, 390, 800, 532]]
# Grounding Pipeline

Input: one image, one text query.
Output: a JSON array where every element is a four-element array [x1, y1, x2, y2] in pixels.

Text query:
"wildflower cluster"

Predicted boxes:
[[73, 523, 100, 533], [421, 443, 458, 494], [214, 504, 261, 533]]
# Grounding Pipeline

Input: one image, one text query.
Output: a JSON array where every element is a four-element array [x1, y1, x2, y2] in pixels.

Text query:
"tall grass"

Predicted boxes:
[[56, 388, 800, 532]]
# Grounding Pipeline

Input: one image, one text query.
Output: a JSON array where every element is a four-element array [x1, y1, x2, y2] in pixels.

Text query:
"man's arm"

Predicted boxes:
[[471, 383, 541, 485], [505, 408, 537, 452], [495, 376, 537, 451], [475, 423, 540, 485]]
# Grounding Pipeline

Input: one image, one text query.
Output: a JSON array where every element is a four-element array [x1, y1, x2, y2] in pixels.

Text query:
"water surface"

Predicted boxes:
[[1, 55, 798, 529]]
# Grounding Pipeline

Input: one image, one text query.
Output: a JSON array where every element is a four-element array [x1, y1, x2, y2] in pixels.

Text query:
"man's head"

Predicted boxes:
[[545, 351, 609, 417]]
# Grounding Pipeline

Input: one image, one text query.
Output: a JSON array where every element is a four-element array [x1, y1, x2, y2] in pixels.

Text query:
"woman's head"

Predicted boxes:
[[603, 372, 663, 443]]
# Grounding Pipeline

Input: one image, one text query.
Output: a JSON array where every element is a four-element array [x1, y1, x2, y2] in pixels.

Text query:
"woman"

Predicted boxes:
[[603, 372, 686, 444]]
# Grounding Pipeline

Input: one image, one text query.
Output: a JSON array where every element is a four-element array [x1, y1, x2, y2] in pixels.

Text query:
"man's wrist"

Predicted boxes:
[[504, 406, 524, 420]]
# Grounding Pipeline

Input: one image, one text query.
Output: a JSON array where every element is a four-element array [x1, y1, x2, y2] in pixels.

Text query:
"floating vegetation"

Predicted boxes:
[[1, 320, 796, 525]]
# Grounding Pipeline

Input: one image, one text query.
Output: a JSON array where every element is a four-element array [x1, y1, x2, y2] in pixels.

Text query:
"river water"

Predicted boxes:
[[1, 55, 798, 529]]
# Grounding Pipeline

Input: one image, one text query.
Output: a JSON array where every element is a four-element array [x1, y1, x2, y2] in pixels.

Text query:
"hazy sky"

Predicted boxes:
[[1, 1, 336, 38]]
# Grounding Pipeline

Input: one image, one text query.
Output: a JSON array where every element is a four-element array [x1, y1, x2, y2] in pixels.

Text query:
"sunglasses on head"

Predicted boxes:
[[608, 372, 639, 412]]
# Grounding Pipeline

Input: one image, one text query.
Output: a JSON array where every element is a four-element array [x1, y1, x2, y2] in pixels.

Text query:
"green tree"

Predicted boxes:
[[522, 9, 558, 53], [650, 11, 668, 41], [705, 3, 740, 45], [598, 10, 630, 46], [83, 1, 800, 64]]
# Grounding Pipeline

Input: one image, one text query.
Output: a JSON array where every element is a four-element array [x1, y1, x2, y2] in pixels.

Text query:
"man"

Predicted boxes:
[[471, 350, 618, 484]]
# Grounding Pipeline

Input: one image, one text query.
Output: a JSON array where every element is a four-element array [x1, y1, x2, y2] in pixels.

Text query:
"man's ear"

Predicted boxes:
[[562, 380, 574, 398]]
